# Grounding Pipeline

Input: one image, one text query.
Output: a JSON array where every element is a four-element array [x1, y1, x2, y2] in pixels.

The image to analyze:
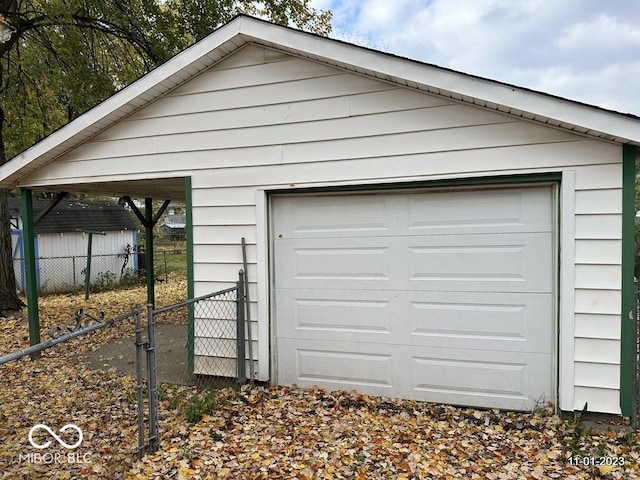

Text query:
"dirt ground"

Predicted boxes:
[[77, 324, 193, 385]]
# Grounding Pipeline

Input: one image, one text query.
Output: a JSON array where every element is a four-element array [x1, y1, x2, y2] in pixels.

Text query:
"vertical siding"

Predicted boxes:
[[19, 45, 625, 412], [32, 231, 136, 293]]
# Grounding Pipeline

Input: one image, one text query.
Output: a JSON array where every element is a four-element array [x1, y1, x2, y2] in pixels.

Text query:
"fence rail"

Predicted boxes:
[[0, 308, 140, 365]]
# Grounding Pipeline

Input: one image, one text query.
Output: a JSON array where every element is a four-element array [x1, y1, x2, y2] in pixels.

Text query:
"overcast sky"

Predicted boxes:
[[309, 0, 640, 116]]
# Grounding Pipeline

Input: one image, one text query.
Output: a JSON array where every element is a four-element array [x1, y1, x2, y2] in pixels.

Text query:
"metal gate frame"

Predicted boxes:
[[139, 269, 247, 456]]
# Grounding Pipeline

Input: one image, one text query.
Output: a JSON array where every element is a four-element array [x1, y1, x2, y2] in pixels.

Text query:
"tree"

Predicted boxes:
[[0, 0, 331, 314]]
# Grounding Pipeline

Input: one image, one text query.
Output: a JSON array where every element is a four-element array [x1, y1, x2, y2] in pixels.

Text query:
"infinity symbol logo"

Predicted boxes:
[[28, 424, 83, 450]]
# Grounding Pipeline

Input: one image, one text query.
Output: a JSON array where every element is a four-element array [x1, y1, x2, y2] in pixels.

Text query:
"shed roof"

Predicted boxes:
[[0, 15, 638, 196], [8, 198, 137, 234]]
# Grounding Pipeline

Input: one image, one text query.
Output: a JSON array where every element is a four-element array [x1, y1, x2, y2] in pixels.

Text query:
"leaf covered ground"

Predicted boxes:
[[0, 280, 638, 479]]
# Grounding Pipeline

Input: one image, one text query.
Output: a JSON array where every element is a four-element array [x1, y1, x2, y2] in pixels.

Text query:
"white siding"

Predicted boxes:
[[19, 45, 624, 412]]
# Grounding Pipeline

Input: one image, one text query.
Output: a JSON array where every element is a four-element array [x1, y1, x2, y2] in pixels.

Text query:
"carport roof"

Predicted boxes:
[[1, 14, 639, 197]]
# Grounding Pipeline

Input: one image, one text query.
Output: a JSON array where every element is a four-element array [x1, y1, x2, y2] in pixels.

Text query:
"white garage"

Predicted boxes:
[[1, 16, 638, 416], [273, 185, 555, 410]]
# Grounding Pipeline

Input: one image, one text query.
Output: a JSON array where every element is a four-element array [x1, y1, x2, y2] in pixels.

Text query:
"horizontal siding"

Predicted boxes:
[[26, 140, 619, 188], [574, 265, 621, 290], [19, 45, 626, 412], [574, 386, 620, 414], [574, 164, 622, 190], [193, 263, 257, 283], [193, 225, 257, 244], [574, 215, 621, 239], [574, 338, 620, 364], [102, 97, 353, 140], [194, 244, 257, 264], [191, 186, 257, 207], [57, 111, 550, 163], [575, 289, 621, 315], [192, 205, 256, 226], [574, 240, 621, 265], [574, 314, 621, 340], [166, 57, 341, 98], [575, 189, 622, 213], [114, 74, 392, 121], [574, 362, 620, 390]]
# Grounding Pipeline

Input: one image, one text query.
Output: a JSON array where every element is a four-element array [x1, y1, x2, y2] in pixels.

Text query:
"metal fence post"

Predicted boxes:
[[146, 303, 159, 453], [134, 306, 146, 459], [236, 269, 247, 384]]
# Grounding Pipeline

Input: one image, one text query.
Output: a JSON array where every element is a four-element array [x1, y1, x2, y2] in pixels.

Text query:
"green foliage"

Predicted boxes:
[[1, 0, 332, 159], [184, 386, 218, 423]]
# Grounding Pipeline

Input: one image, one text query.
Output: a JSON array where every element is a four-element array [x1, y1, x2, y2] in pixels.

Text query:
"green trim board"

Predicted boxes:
[[185, 177, 195, 373], [269, 173, 563, 402], [278, 173, 563, 195], [20, 188, 40, 351], [620, 144, 636, 417]]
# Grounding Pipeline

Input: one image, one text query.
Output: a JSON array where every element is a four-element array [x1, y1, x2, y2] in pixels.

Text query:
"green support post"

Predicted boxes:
[[85, 232, 93, 300], [83, 230, 106, 300], [620, 144, 636, 417], [145, 198, 155, 308], [20, 188, 40, 355]]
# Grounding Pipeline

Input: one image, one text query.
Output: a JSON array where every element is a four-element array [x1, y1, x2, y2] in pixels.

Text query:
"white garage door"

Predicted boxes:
[[272, 185, 554, 411]]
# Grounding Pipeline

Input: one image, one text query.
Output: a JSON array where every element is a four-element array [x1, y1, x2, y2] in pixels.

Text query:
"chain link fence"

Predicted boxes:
[[0, 268, 248, 477], [147, 272, 248, 451], [0, 306, 148, 477], [12, 250, 184, 295]]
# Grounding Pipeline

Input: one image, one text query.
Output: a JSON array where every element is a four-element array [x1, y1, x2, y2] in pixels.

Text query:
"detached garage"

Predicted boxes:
[[0, 16, 638, 416]]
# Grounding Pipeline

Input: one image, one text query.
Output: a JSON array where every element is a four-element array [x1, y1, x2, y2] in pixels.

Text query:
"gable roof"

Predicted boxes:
[[0, 15, 638, 190], [8, 198, 137, 234]]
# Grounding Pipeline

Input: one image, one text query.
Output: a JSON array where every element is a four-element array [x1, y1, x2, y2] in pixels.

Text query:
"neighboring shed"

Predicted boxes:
[[160, 203, 186, 240], [8, 198, 138, 293], [0, 16, 638, 415]]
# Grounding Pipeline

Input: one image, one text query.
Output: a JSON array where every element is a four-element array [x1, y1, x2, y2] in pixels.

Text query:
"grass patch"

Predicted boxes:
[[184, 386, 218, 423]]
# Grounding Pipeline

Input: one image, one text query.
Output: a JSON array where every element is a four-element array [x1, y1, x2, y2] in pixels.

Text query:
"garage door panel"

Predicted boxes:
[[277, 338, 395, 394], [276, 237, 395, 287], [272, 194, 394, 238], [406, 187, 552, 235], [404, 347, 553, 410], [275, 288, 399, 344], [406, 291, 553, 353], [276, 288, 552, 353], [408, 232, 552, 293], [276, 233, 551, 293], [273, 187, 553, 238]]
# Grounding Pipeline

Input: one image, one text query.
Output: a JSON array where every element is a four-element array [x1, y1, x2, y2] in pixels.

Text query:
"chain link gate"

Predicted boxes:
[[139, 270, 247, 456]]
